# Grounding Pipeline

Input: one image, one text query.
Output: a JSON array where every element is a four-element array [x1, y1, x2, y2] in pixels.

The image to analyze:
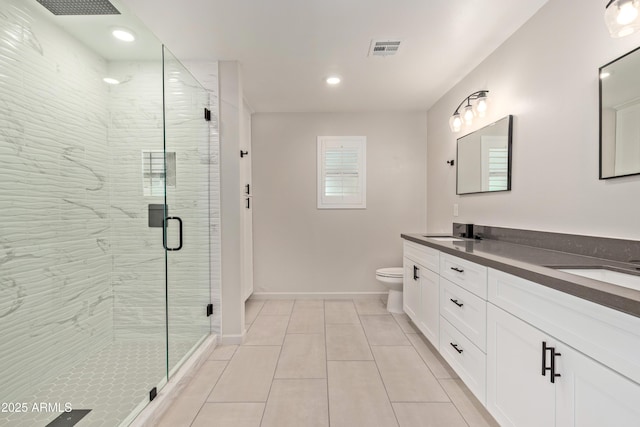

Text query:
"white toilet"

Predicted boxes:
[[376, 267, 404, 313]]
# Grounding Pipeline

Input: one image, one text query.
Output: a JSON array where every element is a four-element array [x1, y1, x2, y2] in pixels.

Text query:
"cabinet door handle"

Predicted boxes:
[[450, 298, 464, 308], [246, 198, 250, 209], [245, 184, 250, 195], [450, 343, 463, 354], [450, 267, 464, 273], [413, 265, 419, 280], [542, 341, 562, 383]]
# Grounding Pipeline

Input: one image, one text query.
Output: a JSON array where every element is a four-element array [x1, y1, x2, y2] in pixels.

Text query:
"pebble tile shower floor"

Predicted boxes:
[[2, 341, 193, 427], [157, 298, 499, 427]]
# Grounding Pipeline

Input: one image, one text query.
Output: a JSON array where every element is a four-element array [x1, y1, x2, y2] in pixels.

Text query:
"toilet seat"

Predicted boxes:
[[376, 267, 403, 278], [376, 267, 404, 314]]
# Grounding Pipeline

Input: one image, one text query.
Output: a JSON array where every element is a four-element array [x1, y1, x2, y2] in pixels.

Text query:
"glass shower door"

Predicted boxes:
[[162, 47, 212, 376], [0, 1, 170, 425]]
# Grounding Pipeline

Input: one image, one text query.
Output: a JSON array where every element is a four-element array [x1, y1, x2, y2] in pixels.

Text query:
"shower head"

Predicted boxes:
[[36, 0, 121, 15]]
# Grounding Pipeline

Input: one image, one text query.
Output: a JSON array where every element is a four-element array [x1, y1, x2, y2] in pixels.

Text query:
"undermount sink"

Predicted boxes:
[[425, 236, 464, 242], [556, 268, 640, 292]]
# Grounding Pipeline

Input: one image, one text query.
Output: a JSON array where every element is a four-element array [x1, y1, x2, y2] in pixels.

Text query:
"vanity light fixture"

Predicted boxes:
[[448, 90, 489, 133], [112, 28, 135, 42], [605, 0, 640, 38]]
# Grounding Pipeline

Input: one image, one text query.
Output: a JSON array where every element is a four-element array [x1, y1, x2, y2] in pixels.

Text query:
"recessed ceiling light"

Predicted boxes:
[[103, 77, 120, 85], [112, 28, 135, 42], [326, 76, 341, 85]]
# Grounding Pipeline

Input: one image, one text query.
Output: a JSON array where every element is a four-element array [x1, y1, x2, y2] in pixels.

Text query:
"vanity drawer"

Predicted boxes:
[[440, 317, 486, 404], [440, 253, 487, 299], [403, 240, 439, 273], [440, 278, 487, 352]]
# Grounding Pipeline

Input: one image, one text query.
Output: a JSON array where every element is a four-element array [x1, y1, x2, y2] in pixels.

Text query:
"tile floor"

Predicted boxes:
[[158, 298, 499, 427]]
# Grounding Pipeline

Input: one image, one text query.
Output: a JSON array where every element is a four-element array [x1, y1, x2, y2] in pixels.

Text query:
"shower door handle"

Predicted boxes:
[[163, 216, 183, 251]]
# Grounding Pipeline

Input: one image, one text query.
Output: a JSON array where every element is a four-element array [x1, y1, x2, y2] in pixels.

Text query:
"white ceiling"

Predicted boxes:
[[120, 0, 550, 113]]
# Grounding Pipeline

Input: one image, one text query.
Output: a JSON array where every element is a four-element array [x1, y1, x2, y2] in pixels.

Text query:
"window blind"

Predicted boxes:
[[317, 136, 366, 209], [487, 147, 508, 191]]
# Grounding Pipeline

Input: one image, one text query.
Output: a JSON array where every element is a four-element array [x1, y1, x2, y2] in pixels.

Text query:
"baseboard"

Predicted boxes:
[[221, 332, 246, 345], [127, 334, 218, 427], [250, 291, 387, 300]]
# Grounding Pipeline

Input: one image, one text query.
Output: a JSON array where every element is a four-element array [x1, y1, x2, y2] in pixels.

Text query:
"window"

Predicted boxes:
[[317, 136, 366, 209], [142, 151, 176, 196]]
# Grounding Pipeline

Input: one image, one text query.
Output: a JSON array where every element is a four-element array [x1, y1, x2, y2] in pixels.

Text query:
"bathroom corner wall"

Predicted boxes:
[[218, 60, 245, 340], [426, 0, 640, 239], [0, 0, 113, 401]]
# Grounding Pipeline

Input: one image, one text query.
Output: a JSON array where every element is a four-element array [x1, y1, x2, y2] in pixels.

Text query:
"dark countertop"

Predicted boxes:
[[401, 233, 640, 318]]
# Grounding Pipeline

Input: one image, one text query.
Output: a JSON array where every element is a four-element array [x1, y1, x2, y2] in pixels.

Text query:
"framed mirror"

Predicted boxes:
[[456, 115, 513, 195], [600, 46, 640, 179]]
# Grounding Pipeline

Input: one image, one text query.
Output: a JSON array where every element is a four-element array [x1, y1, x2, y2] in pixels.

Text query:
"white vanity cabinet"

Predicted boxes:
[[487, 269, 640, 427], [437, 252, 488, 403], [487, 303, 557, 427], [403, 241, 439, 347], [402, 238, 640, 425], [402, 259, 421, 321]]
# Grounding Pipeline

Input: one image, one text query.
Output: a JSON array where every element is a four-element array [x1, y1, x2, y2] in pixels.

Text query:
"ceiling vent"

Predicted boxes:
[[368, 39, 402, 57], [36, 0, 120, 15]]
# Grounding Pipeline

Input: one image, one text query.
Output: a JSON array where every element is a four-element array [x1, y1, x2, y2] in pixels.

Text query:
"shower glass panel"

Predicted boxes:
[[0, 0, 212, 426], [163, 48, 212, 375]]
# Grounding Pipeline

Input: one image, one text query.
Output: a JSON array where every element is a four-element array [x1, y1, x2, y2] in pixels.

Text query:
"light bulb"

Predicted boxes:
[[449, 113, 462, 133], [617, 1, 638, 25], [463, 104, 474, 125], [326, 76, 341, 85], [476, 99, 487, 113], [605, 0, 640, 37], [474, 92, 489, 118]]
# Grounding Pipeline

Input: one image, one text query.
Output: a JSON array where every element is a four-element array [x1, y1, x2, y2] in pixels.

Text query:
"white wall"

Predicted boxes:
[[252, 112, 427, 295], [240, 100, 254, 301], [219, 61, 245, 340], [427, 0, 640, 239]]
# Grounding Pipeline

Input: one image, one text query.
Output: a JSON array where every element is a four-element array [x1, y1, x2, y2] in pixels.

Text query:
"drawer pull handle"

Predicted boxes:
[[450, 343, 463, 354], [450, 267, 464, 273], [450, 298, 464, 308], [413, 265, 419, 280]]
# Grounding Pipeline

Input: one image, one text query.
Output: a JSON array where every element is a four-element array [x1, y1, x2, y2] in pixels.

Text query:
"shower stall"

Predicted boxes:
[[0, 0, 219, 425]]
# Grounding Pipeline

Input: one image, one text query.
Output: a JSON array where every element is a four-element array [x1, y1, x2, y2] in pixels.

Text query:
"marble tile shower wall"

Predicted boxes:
[[107, 61, 166, 341], [0, 0, 113, 402], [108, 60, 214, 347]]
